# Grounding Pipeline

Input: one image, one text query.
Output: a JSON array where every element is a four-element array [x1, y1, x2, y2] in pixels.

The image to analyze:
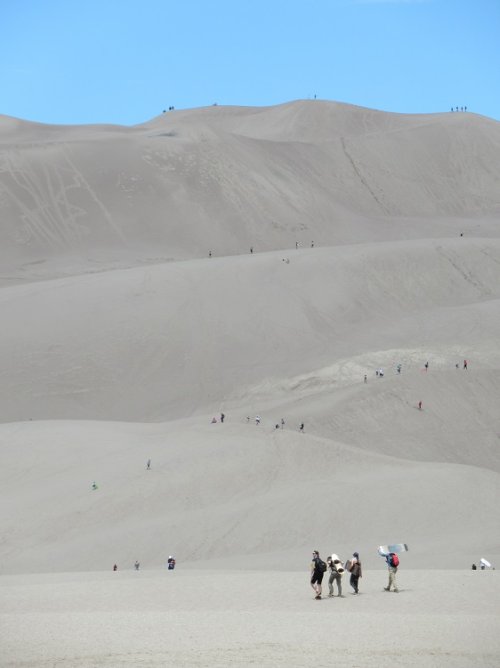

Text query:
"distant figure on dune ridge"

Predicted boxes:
[[418, 401, 423, 410], [295, 241, 299, 249], [311, 241, 314, 248], [134, 560, 140, 571], [463, 359, 468, 370], [113, 564, 117, 571], [299, 422, 304, 432], [167, 556, 176, 570], [364, 374, 367, 383], [211, 417, 217, 423], [209, 251, 212, 258], [310, 550, 326, 600], [146, 459, 151, 470], [91, 481, 98, 490], [220, 412, 225, 423], [250, 246, 253, 254], [397, 364, 402, 374], [472, 563, 477, 570], [281, 418, 285, 429], [424, 361, 429, 371], [255, 415, 261, 425]]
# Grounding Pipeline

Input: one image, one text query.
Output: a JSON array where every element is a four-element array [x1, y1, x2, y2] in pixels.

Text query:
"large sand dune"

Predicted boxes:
[[0, 101, 499, 665], [1, 101, 499, 278]]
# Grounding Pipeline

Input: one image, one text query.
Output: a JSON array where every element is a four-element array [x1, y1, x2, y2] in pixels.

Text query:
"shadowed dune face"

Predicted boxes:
[[0, 102, 499, 575]]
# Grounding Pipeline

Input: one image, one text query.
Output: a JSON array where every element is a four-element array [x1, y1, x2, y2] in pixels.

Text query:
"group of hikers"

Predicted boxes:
[[112, 556, 176, 572], [310, 550, 400, 599]]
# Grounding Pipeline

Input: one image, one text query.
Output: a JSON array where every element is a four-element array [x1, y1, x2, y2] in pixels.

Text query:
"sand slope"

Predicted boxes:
[[1, 99, 500, 665], [1, 101, 499, 278]]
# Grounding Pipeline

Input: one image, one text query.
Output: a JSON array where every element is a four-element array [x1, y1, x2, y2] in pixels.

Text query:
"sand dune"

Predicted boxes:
[[1, 101, 499, 278], [1, 101, 499, 665]]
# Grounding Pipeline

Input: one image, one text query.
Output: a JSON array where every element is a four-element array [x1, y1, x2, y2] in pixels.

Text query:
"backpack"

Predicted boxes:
[[317, 558, 327, 573], [389, 553, 399, 567]]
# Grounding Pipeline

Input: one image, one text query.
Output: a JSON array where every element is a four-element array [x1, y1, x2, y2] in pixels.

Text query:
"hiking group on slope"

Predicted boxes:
[[310, 550, 400, 599]]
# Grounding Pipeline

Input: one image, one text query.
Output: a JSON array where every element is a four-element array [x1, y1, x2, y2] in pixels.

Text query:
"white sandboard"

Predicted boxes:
[[378, 543, 409, 556], [480, 558, 492, 568]]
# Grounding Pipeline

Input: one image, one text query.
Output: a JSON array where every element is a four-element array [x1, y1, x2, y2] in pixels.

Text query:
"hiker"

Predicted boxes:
[[472, 563, 477, 570], [310, 550, 326, 599], [92, 481, 98, 490], [311, 241, 314, 248], [418, 401, 422, 410], [397, 364, 402, 374], [255, 415, 261, 425], [113, 564, 118, 571], [327, 554, 344, 597], [299, 422, 304, 432], [378, 369, 384, 378], [250, 247, 253, 254], [134, 560, 140, 571], [281, 418, 285, 429], [167, 556, 176, 570], [211, 417, 217, 423], [463, 359, 468, 370], [209, 251, 212, 258], [348, 552, 362, 594], [295, 241, 299, 249], [364, 374, 367, 383], [246, 416, 250, 423], [424, 361, 429, 371], [146, 459, 151, 470], [383, 552, 400, 592], [220, 412, 225, 423]]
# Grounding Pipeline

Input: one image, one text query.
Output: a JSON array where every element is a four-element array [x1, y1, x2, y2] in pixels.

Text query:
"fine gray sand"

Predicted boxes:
[[0, 100, 499, 666], [1, 570, 499, 667]]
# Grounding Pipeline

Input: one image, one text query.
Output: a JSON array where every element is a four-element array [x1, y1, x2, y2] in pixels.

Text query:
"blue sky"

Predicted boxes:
[[1, 0, 499, 125]]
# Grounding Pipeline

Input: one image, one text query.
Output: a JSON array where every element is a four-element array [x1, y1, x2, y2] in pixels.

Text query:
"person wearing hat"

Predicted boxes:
[[349, 552, 362, 594]]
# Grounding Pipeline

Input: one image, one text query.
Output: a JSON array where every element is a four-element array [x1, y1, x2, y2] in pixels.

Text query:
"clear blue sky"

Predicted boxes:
[[1, 0, 499, 125]]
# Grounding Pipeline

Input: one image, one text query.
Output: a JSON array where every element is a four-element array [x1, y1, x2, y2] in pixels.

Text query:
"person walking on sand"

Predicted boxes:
[[463, 359, 468, 370], [383, 552, 399, 592], [281, 418, 285, 429], [348, 552, 362, 594], [418, 401, 422, 410], [220, 412, 225, 423], [113, 564, 118, 571], [424, 361, 429, 371], [92, 481, 98, 490], [299, 422, 305, 432], [146, 459, 151, 470], [327, 554, 344, 597], [364, 374, 367, 384], [134, 560, 140, 571], [255, 415, 261, 425], [310, 550, 326, 599]]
